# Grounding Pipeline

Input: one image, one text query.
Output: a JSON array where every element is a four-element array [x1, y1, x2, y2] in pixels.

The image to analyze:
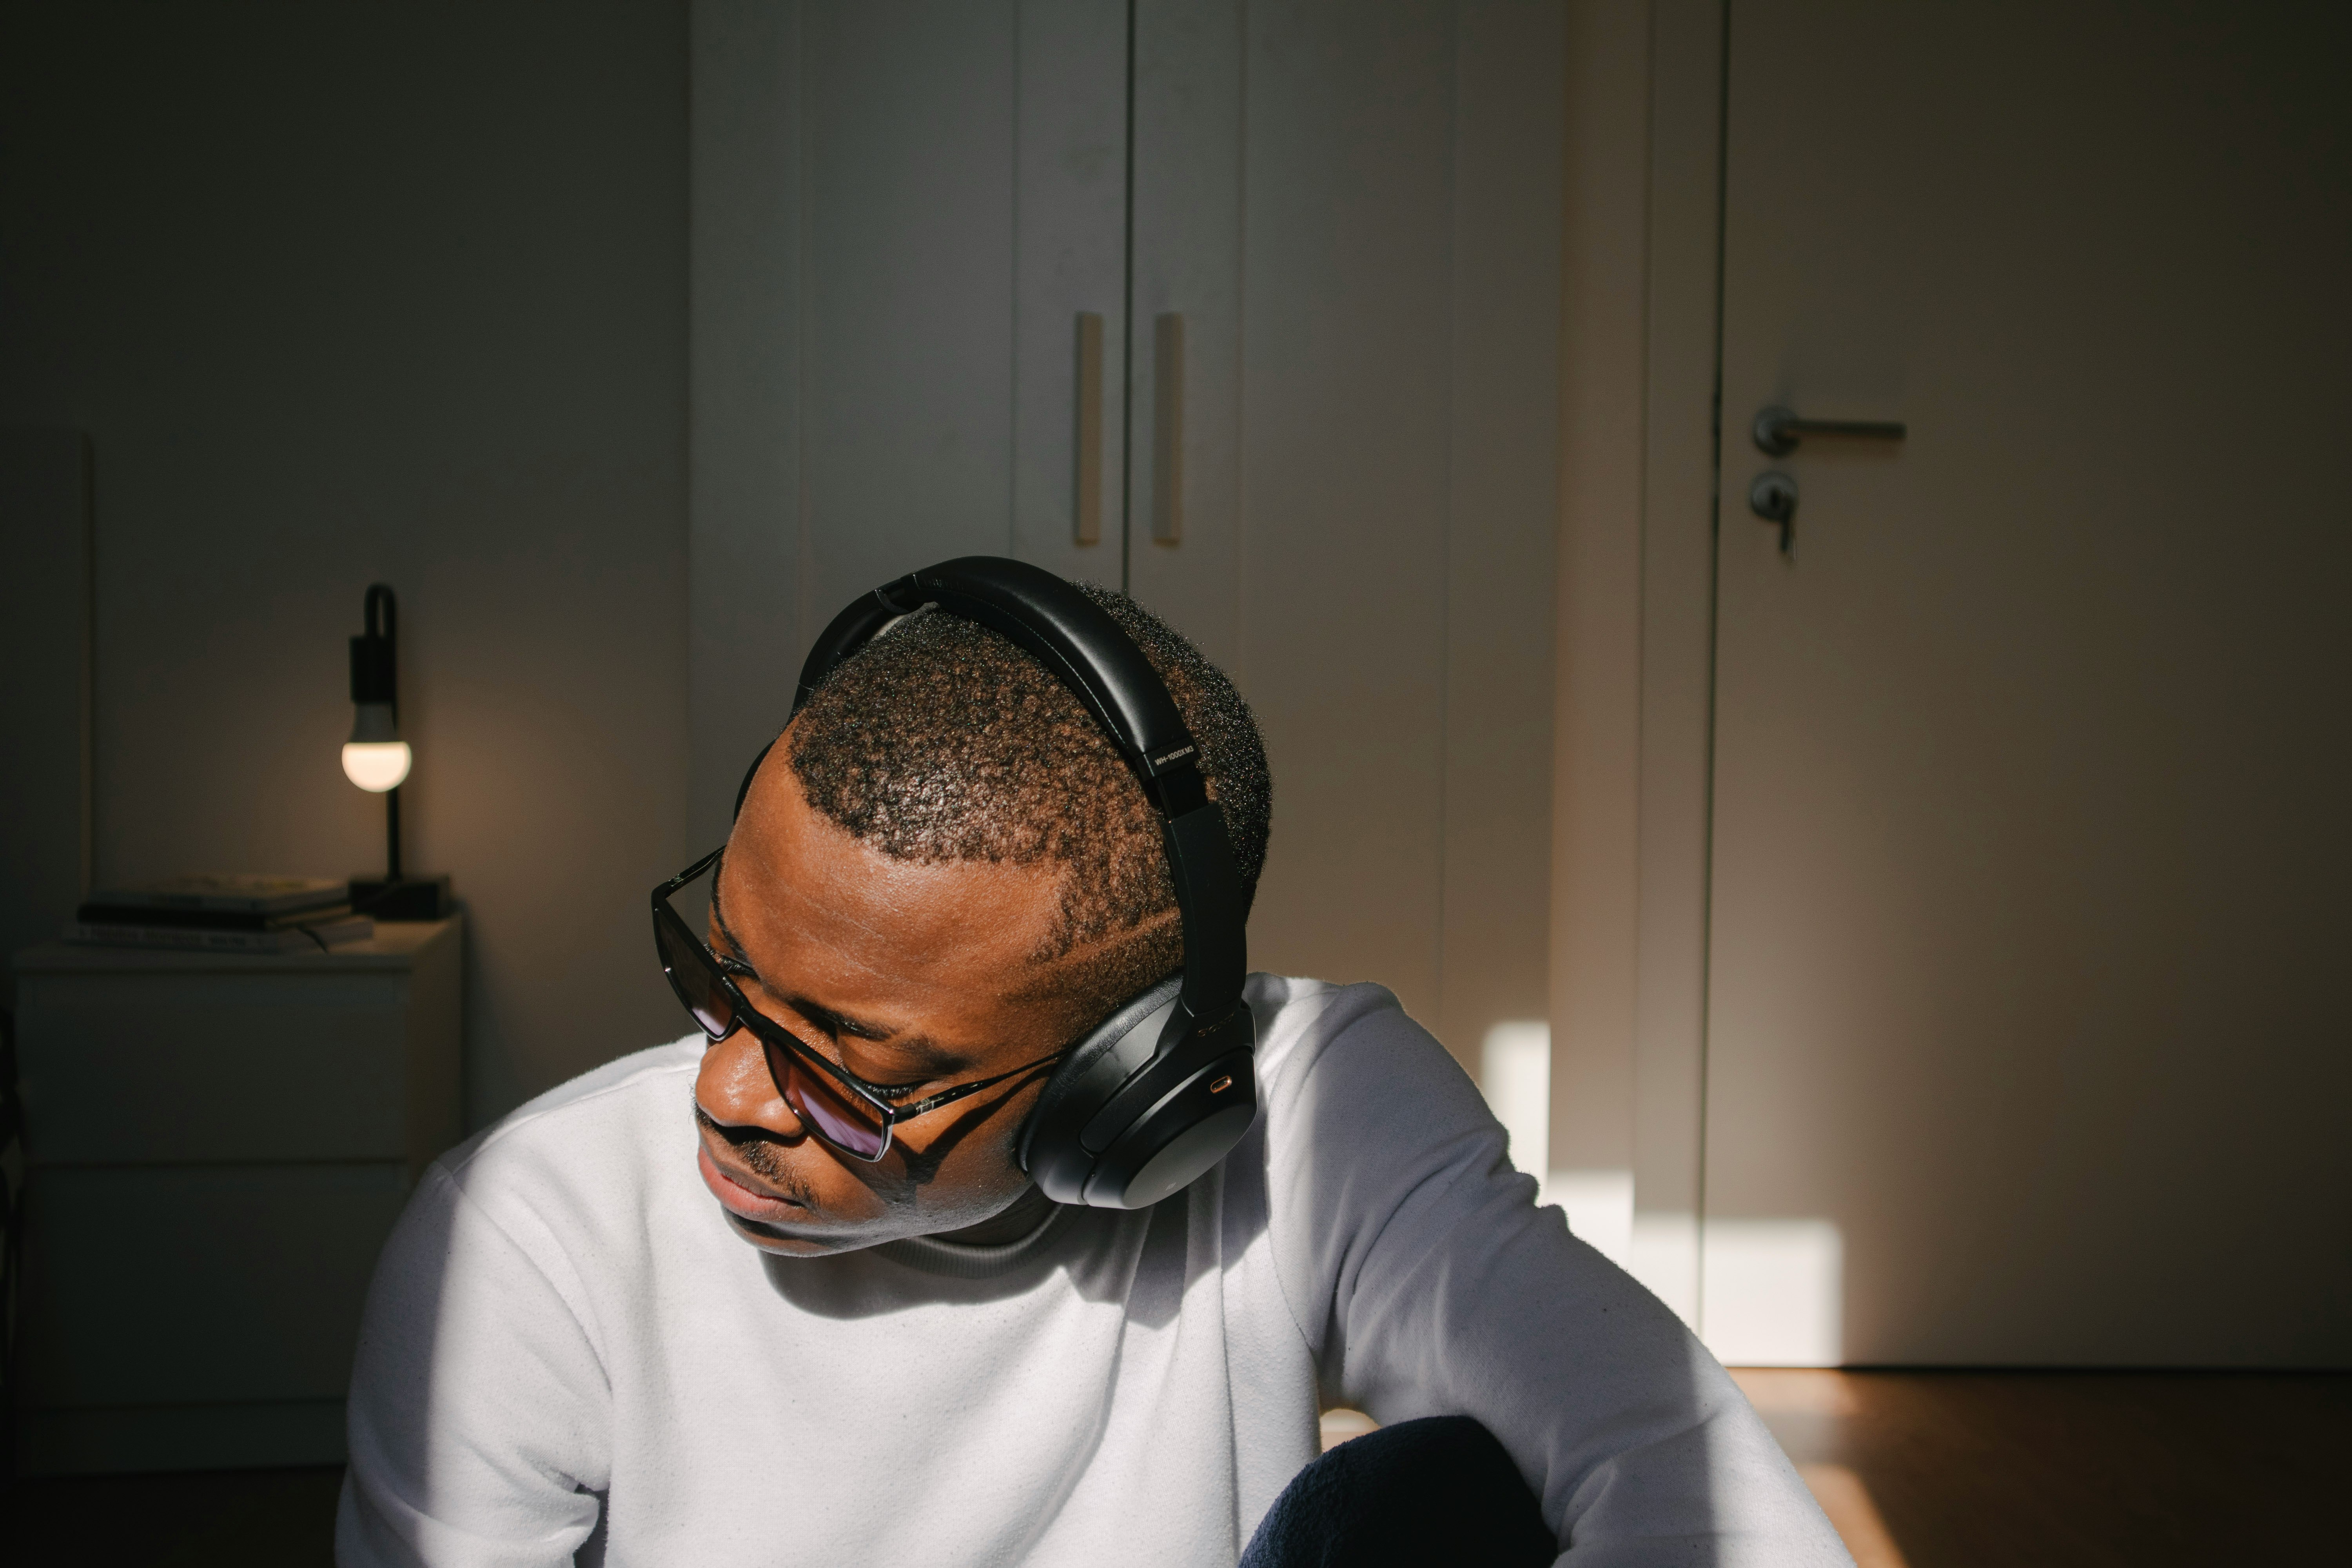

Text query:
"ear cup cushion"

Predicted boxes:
[[1018, 972, 1185, 1198]]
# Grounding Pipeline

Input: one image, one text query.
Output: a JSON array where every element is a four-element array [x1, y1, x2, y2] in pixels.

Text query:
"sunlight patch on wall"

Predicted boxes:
[[1700, 1219, 1844, 1367], [1631, 1211, 1702, 1329], [1477, 1020, 1552, 1180], [1545, 1168, 1633, 1269]]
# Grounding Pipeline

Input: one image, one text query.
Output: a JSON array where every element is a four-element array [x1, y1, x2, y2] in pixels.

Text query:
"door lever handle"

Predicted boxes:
[[1753, 405, 1906, 457]]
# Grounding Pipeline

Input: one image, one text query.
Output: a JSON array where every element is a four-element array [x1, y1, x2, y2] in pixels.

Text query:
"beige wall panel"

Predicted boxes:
[[1228, 1, 1458, 1025], [0, 427, 93, 1002], [1439, 0, 1564, 1072], [690, 0, 809, 852]]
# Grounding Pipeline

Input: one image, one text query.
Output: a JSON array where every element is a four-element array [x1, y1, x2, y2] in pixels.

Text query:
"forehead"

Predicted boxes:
[[719, 752, 1072, 1034]]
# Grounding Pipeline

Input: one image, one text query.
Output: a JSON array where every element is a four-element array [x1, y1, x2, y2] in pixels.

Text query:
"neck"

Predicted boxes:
[[933, 1184, 1054, 1248]]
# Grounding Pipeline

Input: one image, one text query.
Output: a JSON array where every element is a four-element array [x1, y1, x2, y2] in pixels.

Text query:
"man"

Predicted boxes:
[[338, 570, 1846, 1566]]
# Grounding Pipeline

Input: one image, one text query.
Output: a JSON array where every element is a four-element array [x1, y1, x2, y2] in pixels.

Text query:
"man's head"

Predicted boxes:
[[692, 585, 1270, 1256]]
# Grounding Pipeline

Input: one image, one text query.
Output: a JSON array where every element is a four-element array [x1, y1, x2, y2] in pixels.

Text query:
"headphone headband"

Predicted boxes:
[[750, 557, 1247, 1025]]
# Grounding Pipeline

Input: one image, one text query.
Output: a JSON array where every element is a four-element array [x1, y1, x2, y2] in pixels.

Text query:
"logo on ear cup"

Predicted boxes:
[[1082, 1044, 1258, 1209]]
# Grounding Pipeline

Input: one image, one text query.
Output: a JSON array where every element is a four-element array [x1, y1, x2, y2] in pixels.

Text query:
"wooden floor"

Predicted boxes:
[[6, 1374, 2346, 1564], [1731, 1368, 2352, 1567]]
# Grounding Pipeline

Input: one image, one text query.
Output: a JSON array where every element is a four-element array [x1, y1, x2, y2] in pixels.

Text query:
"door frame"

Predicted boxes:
[[1548, 0, 1723, 1328]]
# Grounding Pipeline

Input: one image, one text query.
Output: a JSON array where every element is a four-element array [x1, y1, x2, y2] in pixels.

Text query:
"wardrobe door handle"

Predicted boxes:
[[1152, 312, 1185, 544], [1074, 312, 1105, 546]]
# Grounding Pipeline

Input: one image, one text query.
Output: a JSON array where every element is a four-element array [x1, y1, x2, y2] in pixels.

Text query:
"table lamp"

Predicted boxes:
[[344, 583, 450, 920]]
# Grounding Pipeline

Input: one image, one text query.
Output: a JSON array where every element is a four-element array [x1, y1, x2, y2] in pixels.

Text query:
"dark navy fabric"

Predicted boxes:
[[1240, 1416, 1557, 1568]]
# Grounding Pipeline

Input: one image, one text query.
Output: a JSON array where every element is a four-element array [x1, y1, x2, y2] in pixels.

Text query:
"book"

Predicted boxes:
[[87, 874, 351, 918], [74, 900, 362, 932], [64, 912, 375, 955]]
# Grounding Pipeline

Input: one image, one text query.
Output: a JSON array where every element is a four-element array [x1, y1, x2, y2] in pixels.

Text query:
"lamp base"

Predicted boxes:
[[349, 875, 452, 922]]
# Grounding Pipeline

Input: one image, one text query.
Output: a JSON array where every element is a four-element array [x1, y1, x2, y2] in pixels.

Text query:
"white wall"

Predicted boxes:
[[0, 1, 691, 1125]]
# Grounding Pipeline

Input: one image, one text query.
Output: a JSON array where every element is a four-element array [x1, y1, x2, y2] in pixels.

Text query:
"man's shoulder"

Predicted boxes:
[[437, 1036, 704, 1196], [1248, 973, 1449, 1088], [1246, 972, 1496, 1178]]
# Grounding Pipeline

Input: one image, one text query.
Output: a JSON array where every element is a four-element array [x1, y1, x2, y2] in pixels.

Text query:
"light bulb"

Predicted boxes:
[[343, 740, 412, 792], [344, 701, 410, 790]]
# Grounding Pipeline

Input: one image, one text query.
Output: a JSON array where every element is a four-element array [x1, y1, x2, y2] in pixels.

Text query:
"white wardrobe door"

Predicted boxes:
[[1129, 0, 1561, 1065], [689, 0, 1125, 844]]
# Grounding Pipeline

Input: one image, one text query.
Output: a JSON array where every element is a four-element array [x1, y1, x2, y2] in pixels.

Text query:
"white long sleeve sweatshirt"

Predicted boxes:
[[338, 975, 1848, 1567]]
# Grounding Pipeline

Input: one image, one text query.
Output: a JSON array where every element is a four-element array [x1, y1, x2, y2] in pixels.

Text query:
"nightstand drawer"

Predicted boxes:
[[17, 973, 411, 1162], [18, 1162, 410, 1408], [9, 919, 461, 1474], [11, 919, 462, 1173]]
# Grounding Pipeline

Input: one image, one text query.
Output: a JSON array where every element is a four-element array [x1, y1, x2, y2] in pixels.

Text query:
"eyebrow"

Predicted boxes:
[[708, 860, 968, 1076]]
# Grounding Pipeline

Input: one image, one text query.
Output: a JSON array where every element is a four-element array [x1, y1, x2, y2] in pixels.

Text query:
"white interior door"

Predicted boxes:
[[1700, 0, 2352, 1365]]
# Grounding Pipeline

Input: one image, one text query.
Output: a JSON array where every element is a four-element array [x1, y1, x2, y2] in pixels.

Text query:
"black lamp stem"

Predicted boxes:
[[387, 784, 403, 882], [358, 582, 402, 886]]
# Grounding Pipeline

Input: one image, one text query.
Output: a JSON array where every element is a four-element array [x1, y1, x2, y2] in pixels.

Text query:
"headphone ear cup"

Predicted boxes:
[[1018, 975, 1185, 1205], [1076, 1005, 1257, 1210]]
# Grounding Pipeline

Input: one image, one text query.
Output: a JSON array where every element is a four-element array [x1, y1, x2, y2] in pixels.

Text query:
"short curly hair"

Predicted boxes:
[[783, 583, 1271, 1017]]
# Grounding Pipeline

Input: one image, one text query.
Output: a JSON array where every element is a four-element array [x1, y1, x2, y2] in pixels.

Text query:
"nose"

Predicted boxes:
[[693, 1027, 807, 1140]]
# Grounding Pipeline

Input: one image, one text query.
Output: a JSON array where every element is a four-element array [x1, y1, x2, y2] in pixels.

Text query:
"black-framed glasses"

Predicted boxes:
[[652, 847, 1069, 1162]]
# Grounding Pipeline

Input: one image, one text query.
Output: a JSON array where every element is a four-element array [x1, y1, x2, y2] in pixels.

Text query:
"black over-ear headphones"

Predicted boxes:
[[731, 555, 1258, 1211]]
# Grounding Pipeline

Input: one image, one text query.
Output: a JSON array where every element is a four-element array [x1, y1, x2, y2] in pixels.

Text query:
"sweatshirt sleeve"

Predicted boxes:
[[338, 1163, 611, 1568], [1261, 984, 1851, 1568]]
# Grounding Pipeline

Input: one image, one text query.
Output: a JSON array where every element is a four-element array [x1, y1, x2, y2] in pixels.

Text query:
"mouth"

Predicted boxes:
[[696, 1142, 812, 1225]]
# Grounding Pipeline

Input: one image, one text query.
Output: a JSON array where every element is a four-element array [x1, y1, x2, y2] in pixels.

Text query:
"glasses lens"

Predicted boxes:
[[759, 1036, 890, 1160], [654, 907, 736, 1040]]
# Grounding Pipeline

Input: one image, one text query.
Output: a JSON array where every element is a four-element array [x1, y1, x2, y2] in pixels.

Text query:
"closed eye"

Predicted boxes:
[[707, 931, 946, 1102], [846, 1071, 931, 1104], [721, 964, 933, 1101]]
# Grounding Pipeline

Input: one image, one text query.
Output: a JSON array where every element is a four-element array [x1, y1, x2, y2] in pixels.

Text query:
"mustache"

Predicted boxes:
[[694, 1103, 821, 1205]]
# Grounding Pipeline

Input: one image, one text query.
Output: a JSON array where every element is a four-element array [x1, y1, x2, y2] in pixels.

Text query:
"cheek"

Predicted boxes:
[[889, 1085, 1047, 1213], [924, 1128, 1033, 1208]]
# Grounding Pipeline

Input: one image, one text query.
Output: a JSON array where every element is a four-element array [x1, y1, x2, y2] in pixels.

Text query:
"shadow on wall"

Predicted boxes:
[[0, 1, 695, 1126]]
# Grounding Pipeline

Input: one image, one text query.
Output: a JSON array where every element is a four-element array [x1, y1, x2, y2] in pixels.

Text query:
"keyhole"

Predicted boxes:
[[1748, 470, 1798, 555]]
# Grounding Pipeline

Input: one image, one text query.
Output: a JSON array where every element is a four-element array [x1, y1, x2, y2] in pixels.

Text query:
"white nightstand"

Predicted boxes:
[[10, 918, 462, 1474]]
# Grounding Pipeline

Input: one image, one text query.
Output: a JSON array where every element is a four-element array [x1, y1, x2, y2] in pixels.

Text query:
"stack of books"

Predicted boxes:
[[66, 875, 374, 954]]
